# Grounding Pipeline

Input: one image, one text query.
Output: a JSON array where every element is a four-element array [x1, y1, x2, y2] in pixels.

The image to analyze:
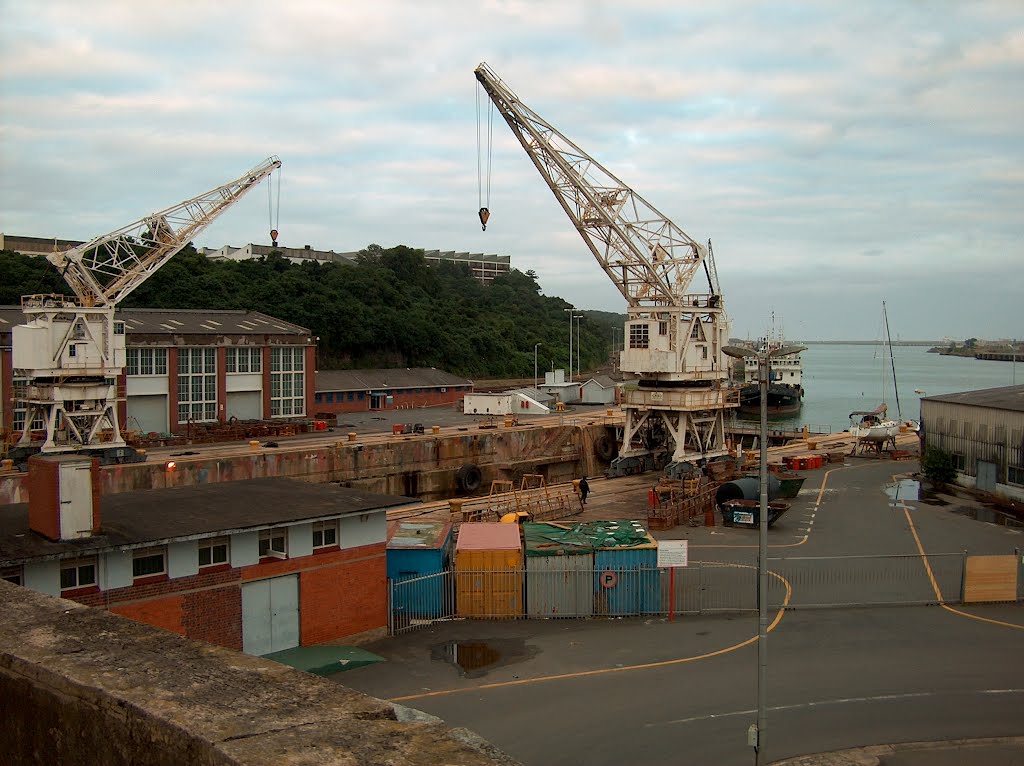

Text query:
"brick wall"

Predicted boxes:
[[62, 544, 386, 650]]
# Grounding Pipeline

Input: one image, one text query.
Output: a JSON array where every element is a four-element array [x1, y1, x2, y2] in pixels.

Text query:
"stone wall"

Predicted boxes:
[[0, 581, 519, 766]]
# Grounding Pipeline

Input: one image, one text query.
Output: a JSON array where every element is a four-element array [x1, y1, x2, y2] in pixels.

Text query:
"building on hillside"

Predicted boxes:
[[314, 368, 473, 415], [0, 233, 84, 256], [919, 385, 1024, 502], [0, 458, 417, 654], [0, 307, 314, 438], [200, 243, 357, 266], [201, 244, 511, 285]]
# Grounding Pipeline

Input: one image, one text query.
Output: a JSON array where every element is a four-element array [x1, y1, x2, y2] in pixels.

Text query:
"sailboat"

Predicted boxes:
[[848, 302, 919, 454]]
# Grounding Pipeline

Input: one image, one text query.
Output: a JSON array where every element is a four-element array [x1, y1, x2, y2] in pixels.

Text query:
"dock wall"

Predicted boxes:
[[0, 421, 618, 506]]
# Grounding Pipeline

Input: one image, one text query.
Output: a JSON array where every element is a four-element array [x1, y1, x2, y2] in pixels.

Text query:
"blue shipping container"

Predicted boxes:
[[591, 521, 659, 616], [387, 521, 453, 619]]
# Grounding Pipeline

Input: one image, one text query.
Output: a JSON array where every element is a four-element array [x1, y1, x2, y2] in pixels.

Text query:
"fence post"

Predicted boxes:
[[959, 549, 968, 604], [698, 562, 704, 615], [1016, 548, 1022, 604]]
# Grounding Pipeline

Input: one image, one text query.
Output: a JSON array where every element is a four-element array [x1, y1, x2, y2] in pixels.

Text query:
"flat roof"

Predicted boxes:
[[0, 477, 419, 564], [456, 522, 522, 551], [316, 368, 472, 392], [921, 384, 1024, 413], [0, 306, 310, 337]]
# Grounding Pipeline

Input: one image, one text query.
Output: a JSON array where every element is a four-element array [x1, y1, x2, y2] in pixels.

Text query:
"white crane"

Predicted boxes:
[[10, 157, 282, 465], [474, 64, 736, 473]]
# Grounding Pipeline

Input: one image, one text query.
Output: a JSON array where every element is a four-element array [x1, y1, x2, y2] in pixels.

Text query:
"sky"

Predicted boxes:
[[1, 1, 1021, 342]]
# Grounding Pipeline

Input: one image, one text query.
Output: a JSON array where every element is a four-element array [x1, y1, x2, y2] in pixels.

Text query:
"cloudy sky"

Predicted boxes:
[[2, 1, 1021, 341]]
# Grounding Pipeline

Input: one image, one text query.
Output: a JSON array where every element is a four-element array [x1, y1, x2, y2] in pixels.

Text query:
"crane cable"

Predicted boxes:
[[476, 84, 493, 230], [268, 166, 281, 247]]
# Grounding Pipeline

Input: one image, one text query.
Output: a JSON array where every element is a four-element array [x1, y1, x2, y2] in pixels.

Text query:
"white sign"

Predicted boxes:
[[657, 539, 689, 568], [734, 511, 755, 526]]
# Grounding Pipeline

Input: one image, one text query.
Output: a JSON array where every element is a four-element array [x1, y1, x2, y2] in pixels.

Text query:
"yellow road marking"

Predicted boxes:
[[390, 568, 794, 703], [902, 504, 1024, 631]]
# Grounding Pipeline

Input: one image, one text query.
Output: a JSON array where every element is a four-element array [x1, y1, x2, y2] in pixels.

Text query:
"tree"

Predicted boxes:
[[921, 447, 957, 487]]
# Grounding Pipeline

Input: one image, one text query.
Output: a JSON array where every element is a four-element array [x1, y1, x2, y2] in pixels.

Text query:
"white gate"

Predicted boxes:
[[242, 575, 300, 655]]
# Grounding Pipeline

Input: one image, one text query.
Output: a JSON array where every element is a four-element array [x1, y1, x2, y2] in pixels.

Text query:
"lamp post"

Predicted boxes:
[[564, 307, 576, 381], [722, 342, 806, 766], [574, 314, 582, 381], [534, 342, 542, 389]]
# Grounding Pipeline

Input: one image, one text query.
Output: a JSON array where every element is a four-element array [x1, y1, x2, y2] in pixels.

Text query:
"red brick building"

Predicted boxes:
[[0, 459, 418, 654], [314, 368, 473, 415], [0, 306, 315, 439]]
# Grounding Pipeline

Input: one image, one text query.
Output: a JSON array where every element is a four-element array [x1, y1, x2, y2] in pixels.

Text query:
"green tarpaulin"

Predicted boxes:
[[264, 645, 385, 676]]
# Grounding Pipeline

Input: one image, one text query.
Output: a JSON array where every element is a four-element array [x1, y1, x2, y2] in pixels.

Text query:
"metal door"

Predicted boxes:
[[241, 575, 300, 655], [58, 463, 94, 538], [977, 460, 997, 492]]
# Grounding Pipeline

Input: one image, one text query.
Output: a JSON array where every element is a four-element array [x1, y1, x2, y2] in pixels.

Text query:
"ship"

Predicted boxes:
[[735, 339, 804, 417]]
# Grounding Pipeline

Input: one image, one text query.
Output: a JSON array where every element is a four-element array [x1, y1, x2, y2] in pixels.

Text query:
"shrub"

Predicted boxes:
[[921, 447, 957, 486]]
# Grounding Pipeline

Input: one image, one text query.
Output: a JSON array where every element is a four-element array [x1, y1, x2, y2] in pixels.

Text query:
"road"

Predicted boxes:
[[337, 459, 1024, 765]]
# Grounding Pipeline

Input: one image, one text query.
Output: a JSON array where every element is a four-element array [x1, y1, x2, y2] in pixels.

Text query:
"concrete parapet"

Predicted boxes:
[[0, 581, 519, 766]]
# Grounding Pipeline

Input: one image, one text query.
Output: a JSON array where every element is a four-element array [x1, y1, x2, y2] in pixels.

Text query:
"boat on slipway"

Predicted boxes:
[[849, 302, 919, 455], [736, 338, 805, 417]]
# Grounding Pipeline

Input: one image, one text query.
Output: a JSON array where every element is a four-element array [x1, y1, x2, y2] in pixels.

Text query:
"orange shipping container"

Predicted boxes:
[[455, 523, 523, 618]]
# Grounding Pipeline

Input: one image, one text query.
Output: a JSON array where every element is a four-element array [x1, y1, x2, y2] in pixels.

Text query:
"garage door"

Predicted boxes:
[[127, 394, 168, 435], [226, 390, 262, 421], [242, 575, 300, 656]]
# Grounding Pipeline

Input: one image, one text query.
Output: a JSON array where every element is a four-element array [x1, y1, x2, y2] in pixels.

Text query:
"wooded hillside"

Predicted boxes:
[[0, 245, 624, 378]]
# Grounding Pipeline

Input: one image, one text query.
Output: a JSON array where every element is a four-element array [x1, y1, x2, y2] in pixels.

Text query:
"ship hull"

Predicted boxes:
[[737, 383, 803, 417]]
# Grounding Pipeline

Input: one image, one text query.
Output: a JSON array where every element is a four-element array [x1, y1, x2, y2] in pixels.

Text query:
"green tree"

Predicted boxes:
[[921, 447, 957, 487]]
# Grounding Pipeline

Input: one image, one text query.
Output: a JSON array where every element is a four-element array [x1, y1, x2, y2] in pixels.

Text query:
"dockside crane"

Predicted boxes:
[[9, 156, 282, 465], [474, 63, 736, 474]]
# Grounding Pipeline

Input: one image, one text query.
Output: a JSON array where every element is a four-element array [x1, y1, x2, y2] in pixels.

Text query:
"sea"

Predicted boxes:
[[741, 344, 1022, 434]]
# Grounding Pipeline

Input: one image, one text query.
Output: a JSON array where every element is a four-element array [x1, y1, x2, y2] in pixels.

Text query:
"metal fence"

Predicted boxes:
[[388, 552, 1023, 635]]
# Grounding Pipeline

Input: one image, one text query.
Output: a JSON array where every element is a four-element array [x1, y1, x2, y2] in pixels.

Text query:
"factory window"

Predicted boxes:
[[132, 547, 167, 580], [259, 528, 288, 559], [659, 321, 668, 336], [270, 347, 305, 417], [199, 538, 229, 568], [994, 425, 1006, 444], [348, 392, 355, 401], [952, 453, 966, 471], [12, 377, 45, 433], [177, 347, 217, 423], [60, 558, 97, 591], [314, 393, 322, 403], [226, 347, 262, 374], [935, 417, 945, 433], [326, 392, 334, 403], [357, 392, 364, 401], [1, 566, 22, 586], [629, 324, 649, 349], [127, 348, 168, 376], [313, 520, 339, 550], [1009, 465, 1024, 487]]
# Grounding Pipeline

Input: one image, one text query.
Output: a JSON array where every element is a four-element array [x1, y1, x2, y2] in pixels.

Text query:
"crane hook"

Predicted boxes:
[[270, 229, 279, 247], [478, 207, 490, 232]]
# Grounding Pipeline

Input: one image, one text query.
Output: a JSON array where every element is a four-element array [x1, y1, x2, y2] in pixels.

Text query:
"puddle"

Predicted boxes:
[[431, 638, 536, 678], [951, 505, 1024, 528], [884, 478, 920, 504]]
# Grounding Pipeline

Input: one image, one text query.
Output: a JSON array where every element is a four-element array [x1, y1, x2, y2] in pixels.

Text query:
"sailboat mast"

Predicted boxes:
[[882, 301, 902, 420]]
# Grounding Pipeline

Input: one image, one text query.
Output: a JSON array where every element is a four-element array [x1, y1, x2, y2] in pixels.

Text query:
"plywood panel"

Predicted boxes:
[[963, 555, 1018, 603]]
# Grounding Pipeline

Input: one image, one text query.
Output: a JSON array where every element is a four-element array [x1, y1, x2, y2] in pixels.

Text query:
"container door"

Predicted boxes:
[[242, 575, 300, 655], [976, 460, 997, 492]]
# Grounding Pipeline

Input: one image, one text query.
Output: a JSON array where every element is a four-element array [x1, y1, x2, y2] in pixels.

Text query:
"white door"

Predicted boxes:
[[127, 394, 168, 434], [58, 463, 94, 539], [241, 575, 300, 655], [226, 390, 262, 421]]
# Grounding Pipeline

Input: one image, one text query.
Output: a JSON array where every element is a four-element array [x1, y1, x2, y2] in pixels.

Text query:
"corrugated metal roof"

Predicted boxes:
[[387, 521, 452, 549], [316, 368, 472, 392], [0, 306, 310, 337], [456, 522, 522, 551], [921, 384, 1024, 412]]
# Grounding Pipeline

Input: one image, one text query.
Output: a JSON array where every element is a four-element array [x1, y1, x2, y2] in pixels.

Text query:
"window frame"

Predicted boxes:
[[258, 528, 288, 560], [132, 547, 167, 581], [60, 557, 98, 592], [312, 520, 339, 550], [198, 537, 230, 569], [1, 565, 23, 586]]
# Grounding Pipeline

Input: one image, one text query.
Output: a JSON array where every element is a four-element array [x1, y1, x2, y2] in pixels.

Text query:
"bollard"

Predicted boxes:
[[348, 432, 357, 442], [0, 459, 13, 471], [249, 440, 260, 450], [432, 425, 441, 434]]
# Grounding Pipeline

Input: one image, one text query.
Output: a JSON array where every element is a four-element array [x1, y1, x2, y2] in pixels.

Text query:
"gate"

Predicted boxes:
[[389, 570, 456, 634]]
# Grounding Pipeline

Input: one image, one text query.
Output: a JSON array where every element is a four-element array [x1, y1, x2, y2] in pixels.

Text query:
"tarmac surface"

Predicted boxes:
[[337, 450, 1024, 766]]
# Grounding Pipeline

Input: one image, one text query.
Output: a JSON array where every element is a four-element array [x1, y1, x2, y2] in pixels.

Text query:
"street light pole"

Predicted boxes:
[[574, 314, 582, 381], [534, 342, 542, 389], [722, 342, 805, 766], [564, 307, 575, 382]]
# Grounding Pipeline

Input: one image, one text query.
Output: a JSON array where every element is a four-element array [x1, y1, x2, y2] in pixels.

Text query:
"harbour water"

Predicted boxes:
[[736, 344, 1021, 434]]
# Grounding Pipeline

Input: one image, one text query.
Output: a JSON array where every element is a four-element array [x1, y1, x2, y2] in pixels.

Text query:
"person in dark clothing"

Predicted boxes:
[[579, 476, 590, 504]]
